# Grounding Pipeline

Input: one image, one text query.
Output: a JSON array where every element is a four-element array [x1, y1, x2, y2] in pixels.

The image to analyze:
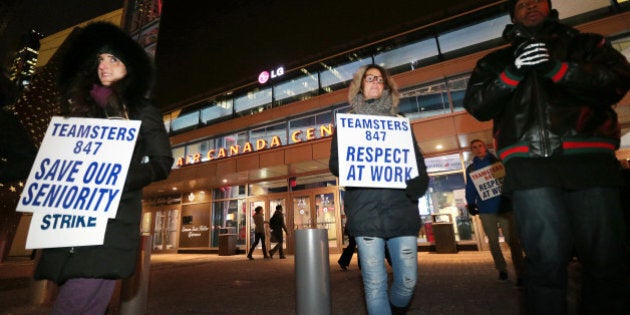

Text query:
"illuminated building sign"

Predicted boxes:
[[258, 66, 285, 84], [176, 123, 333, 167]]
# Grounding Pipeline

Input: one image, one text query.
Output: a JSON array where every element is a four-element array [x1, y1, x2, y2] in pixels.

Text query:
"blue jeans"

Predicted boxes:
[[355, 235, 418, 315], [513, 187, 629, 314]]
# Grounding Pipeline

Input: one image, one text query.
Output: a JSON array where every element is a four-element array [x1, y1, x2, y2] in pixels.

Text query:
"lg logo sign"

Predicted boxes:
[[258, 66, 284, 84]]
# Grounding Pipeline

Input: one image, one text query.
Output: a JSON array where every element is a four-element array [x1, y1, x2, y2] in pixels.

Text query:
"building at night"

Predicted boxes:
[[8, 29, 43, 89], [6, 0, 630, 259], [141, 0, 630, 257]]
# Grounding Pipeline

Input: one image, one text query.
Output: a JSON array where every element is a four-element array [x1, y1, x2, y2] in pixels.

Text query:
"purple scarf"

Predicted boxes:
[[89, 84, 112, 107]]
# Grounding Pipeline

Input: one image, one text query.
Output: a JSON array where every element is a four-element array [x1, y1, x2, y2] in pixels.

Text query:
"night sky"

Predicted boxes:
[[2, 0, 495, 111], [153, 0, 493, 110], [0, 0, 124, 70]]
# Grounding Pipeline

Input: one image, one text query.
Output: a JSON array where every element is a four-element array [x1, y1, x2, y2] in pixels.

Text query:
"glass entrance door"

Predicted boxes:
[[152, 207, 180, 252], [291, 188, 341, 253], [245, 196, 287, 255]]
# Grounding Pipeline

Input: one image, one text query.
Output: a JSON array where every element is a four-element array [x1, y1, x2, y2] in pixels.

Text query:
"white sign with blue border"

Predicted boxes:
[[17, 116, 141, 248], [336, 113, 418, 188]]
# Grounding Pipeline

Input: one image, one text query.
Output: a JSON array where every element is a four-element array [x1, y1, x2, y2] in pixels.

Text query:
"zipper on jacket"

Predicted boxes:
[[532, 74, 551, 157]]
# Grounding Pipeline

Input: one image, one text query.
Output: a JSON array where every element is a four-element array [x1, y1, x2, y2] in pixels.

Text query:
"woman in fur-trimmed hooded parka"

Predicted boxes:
[[34, 22, 173, 314], [329, 64, 429, 315]]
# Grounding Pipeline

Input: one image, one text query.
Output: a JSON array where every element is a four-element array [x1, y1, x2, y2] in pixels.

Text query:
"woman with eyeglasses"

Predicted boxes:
[[329, 64, 429, 315]]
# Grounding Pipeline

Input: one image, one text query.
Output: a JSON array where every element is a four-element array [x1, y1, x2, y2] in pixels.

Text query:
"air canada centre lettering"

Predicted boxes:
[[176, 124, 333, 166]]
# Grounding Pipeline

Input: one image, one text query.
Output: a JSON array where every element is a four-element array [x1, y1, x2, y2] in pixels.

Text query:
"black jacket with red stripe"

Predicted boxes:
[[464, 17, 630, 192]]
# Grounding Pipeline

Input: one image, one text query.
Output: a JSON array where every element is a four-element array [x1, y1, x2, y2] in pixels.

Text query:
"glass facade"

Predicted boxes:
[[320, 58, 372, 92], [374, 38, 438, 72], [273, 71, 319, 105], [145, 1, 630, 253], [201, 99, 233, 124], [234, 88, 272, 116], [167, 3, 630, 165], [250, 122, 287, 147], [211, 185, 247, 248], [164, 0, 630, 139], [437, 15, 510, 54]]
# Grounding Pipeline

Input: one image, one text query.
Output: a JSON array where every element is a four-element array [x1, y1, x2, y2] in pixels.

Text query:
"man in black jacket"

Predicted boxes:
[[464, 1, 630, 314]]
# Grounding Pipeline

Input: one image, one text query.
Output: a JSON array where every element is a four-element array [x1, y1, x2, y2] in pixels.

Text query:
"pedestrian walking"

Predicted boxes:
[[247, 206, 269, 260], [268, 205, 288, 259], [465, 139, 524, 285]]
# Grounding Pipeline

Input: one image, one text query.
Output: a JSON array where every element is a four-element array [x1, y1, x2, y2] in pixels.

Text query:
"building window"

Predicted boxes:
[[289, 111, 333, 141], [399, 80, 451, 119], [419, 153, 473, 242], [172, 146, 185, 164], [171, 111, 199, 132], [187, 139, 215, 163], [437, 15, 510, 55], [273, 71, 319, 105], [201, 99, 233, 124], [319, 58, 372, 93], [212, 185, 247, 248], [447, 74, 470, 112], [234, 87, 273, 116], [250, 122, 287, 148], [375, 37, 439, 74]]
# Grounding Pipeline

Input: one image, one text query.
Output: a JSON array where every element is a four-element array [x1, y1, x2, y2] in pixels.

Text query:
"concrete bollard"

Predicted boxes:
[[120, 235, 152, 315], [295, 228, 331, 315]]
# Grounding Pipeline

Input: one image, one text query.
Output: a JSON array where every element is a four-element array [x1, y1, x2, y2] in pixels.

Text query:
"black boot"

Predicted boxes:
[[390, 302, 408, 315]]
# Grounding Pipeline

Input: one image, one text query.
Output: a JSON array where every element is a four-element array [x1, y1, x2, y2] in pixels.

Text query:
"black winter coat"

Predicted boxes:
[[464, 18, 630, 191], [34, 103, 173, 284], [329, 129, 428, 239], [34, 22, 173, 284]]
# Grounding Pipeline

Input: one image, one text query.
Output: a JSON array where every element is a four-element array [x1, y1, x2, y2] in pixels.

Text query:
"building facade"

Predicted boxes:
[[141, 0, 630, 256], [7, 0, 630, 258]]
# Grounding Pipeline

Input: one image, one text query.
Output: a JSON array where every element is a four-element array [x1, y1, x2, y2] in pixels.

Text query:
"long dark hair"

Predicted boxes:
[[58, 22, 154, 119]]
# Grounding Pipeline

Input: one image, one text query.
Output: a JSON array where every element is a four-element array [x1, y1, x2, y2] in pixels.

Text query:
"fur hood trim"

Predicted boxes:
[[58, 22, 154, 105], [348, 64, 399, 107]]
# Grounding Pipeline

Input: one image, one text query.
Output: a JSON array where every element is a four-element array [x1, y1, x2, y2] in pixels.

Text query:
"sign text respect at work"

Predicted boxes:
[[335, 113, 418, 189]]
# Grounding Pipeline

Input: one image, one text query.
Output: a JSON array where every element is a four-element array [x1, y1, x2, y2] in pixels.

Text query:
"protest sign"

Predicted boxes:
[[469, 162, 505, 201], [335, 113, 418, 188], [17, 116, 140, 248]]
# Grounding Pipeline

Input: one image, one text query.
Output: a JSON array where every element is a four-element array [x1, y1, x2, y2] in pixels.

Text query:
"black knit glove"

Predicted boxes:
[[405, 175, 429, 200], [467, 204, 480, 216]]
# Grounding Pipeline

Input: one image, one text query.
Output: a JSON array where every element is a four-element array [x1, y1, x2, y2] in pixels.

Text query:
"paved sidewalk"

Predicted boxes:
[[1, 250, 580, 314]]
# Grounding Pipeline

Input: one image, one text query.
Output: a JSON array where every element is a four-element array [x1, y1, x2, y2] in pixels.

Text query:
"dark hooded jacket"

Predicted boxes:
[[329, 65, 429, 239], [329, 130, 427, 239], [464, 13, 630, 192], [34, 22, 173, 284]]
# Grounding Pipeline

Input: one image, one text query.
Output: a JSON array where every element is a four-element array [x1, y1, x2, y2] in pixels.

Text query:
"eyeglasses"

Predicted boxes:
[[364, 74, 384, 84], [516, 0, 544, 10]]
